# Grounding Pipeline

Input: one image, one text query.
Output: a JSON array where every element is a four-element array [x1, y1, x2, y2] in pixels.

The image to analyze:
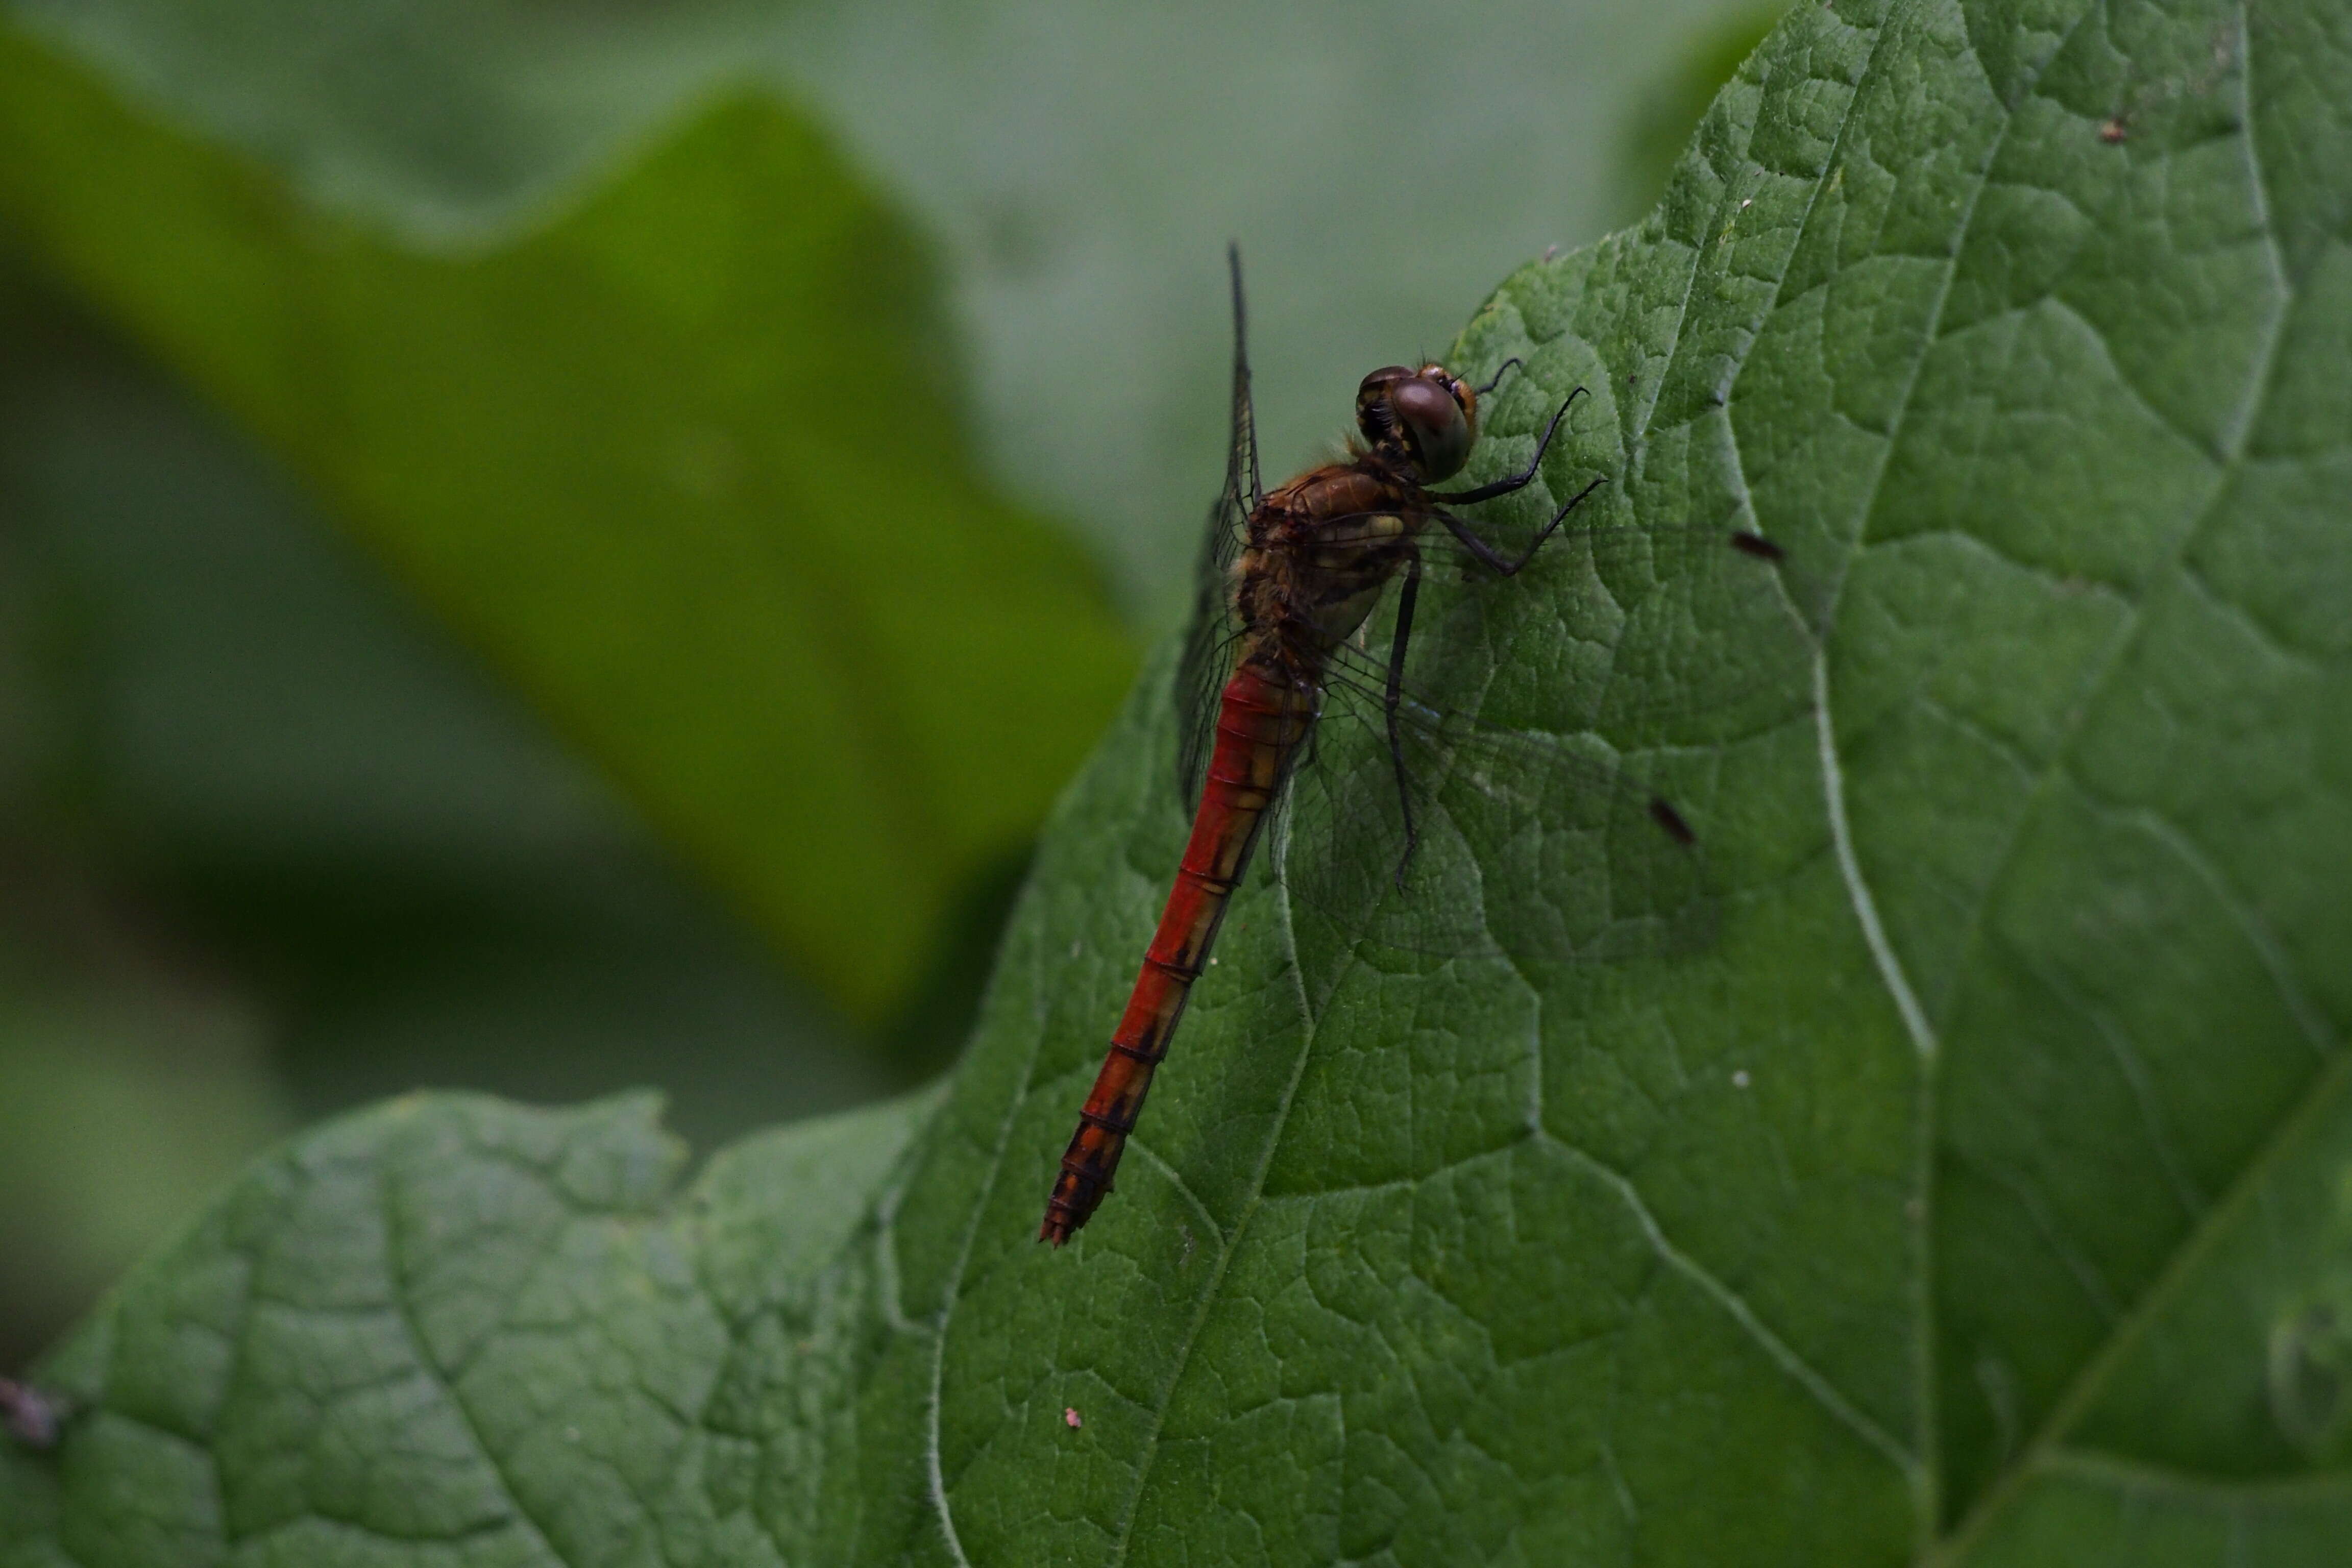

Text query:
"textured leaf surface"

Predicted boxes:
[[9, 0, 2352, 1559], [0, 25, 1133, 1020]]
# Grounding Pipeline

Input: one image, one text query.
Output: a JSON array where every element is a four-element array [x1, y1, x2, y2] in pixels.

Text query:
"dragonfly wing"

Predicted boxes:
[[1278, 678, 1718, 967], [1174, 244, 1258, 808], [1174, 486, 1245, 808], [1275, 524, 1817, 967], [1225, 242, 1264, 510], [1303, 516, 1824, 742]]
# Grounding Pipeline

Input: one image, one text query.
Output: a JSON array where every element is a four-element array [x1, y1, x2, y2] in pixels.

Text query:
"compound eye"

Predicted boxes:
[[1391, 374, 1472, 480], [1354, 366, 1413, 444]]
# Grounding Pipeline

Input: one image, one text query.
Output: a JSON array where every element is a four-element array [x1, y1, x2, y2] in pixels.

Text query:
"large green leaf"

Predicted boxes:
[[9, 0, 2352, 1559], [0, 26, 1134, 1021]]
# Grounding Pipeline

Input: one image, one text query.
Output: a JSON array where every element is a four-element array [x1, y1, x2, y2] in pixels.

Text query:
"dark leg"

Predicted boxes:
[[1383, 550, 1424, 891], [1437, 475, 1609, 576], [1432, 385, 1588, 505], [1472, 357, 1524, 397]]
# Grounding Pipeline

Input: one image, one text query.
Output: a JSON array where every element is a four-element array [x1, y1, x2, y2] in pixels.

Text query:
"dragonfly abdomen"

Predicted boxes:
[[1039, 658, 1316, 1245]]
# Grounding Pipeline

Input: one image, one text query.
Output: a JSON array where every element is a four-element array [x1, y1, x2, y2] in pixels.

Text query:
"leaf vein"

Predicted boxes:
[[379, 1164, 571, 1568], [1105, 845, 1328, 1565], [1542, 1132, 1918, 1473], [1937, 1047, 2352, 1558]]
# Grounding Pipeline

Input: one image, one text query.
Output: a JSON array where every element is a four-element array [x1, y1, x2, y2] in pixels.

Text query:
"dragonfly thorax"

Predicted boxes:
[[1239, 463, 1425, 664]]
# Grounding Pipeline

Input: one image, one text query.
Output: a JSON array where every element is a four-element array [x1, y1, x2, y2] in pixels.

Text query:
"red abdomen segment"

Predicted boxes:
[[1040, 659, 1315, 1245]]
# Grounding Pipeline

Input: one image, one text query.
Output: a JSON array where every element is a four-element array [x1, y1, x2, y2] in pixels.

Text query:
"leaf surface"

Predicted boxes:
[[9, 0, 2352, 1559]]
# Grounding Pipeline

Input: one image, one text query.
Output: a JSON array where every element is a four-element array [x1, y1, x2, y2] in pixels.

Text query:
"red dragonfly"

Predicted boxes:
[[1039, 247, 1794, 1246]]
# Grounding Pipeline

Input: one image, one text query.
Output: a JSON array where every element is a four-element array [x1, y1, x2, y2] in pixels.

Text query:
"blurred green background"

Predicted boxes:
[[0, 0, 1781, 1371]]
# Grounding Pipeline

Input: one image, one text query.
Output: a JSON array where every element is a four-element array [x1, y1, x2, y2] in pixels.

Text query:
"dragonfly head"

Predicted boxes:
[[1356, 363, 1478, 483]]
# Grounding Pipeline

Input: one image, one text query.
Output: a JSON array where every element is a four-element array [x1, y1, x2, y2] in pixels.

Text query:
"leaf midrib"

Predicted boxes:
[[1778, 1, 2094, 1545], [1870, 0, 2310, 1552], [1930, 1050, 2352, 1562], [1691, 0, 2315, 1550], [1101, 852, 1321, 1567]]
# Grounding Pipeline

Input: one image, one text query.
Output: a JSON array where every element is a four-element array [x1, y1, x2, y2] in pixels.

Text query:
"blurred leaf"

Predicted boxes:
[[0, 25, 1134, 1021], [4, 0, 783, 240], [0, 990, 288, 1365], [11, 0, 2352, 1561], [0, 287, 921, 1365], [1615, 2, 1790, 220], [0, 300, 906, 1124]]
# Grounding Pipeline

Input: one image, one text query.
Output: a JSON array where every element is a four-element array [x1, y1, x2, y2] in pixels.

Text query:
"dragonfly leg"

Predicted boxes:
[[1383, 550, 1424, 890], [1471, 357, 1524, 397], [1432, 385, 1588, 505], [1436, 473, 1608, 577]]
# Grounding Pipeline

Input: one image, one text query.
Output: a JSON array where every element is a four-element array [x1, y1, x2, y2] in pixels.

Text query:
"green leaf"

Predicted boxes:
[[10, 0, 2352, 1559], [0, 24, 1135, 1022]]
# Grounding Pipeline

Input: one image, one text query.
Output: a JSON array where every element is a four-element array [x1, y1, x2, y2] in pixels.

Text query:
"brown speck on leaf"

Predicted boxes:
[[1064, 1407, 1084, 1429], [2099, 115, 2128, 143]]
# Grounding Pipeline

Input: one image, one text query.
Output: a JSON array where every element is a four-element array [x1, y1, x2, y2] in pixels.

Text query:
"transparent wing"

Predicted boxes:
[[1275, 524, 1819, 969], [1174, 243, 1259, 808], [1280, 661, 1719, 968], [1301, 513, 1821, 734]]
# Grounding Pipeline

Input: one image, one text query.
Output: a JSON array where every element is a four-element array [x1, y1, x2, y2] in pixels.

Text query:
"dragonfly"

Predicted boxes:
[[1039, 247, 1797, 1246]]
